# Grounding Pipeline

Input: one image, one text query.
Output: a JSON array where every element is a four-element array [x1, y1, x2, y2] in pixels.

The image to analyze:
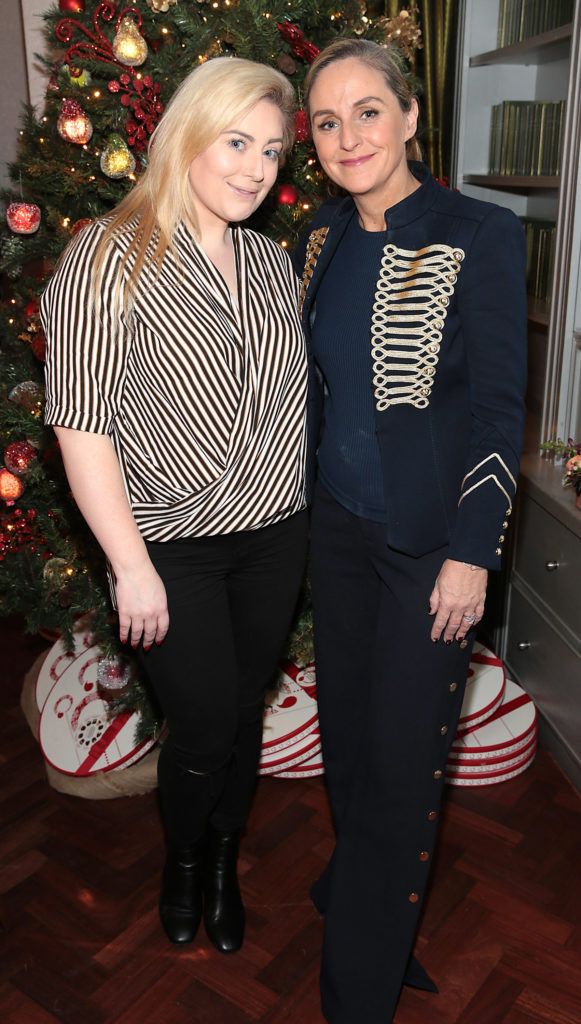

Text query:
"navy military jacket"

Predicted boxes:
[[292, 163, 528, 571]]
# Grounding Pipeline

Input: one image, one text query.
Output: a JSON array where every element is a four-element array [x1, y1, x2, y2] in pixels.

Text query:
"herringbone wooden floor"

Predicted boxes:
[[1, 617, 580, 1024]]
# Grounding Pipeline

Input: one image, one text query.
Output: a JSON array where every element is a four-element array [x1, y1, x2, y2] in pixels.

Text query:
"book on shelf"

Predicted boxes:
[[497, 0, 573, 48], [520, 217, 556, 303], [488, 99, 565, 176]]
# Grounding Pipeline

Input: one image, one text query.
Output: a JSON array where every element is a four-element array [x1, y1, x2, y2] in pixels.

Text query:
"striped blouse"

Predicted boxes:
[[41, 220, 307, 540]]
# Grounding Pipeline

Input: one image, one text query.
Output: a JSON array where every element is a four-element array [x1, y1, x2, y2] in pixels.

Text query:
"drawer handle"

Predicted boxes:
[[545, 560, 559, 571], [517, 641, 531, 651]]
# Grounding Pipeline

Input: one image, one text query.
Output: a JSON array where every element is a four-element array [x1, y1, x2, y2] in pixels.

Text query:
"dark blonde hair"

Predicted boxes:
[[305, 38, 422, 162], [90, 57, 295, 312]]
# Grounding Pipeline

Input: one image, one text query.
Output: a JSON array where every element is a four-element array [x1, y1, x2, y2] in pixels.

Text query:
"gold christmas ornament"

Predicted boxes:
[[112, 17, 148, 67], [145, 0, 177, 10], [43, 557, 70, 588], [100, 134, 136, 179], [376, 7, 422, 62]]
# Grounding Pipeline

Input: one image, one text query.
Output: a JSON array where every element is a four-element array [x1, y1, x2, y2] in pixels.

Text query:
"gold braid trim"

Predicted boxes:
[[298, 227, 329, 317], [371, 242, 465, 411]]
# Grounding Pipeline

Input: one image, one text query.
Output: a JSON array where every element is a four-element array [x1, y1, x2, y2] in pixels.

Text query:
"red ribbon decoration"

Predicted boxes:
[[276, 21, 320, 64]]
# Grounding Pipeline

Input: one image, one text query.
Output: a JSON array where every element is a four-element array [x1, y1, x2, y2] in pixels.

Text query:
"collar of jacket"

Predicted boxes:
[[302, 161, 439, 317]]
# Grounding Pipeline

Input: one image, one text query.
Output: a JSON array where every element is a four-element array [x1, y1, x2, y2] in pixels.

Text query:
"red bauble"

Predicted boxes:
[[0, 469, 25, 504], [57, 99, 93, 145], [59, 0, 85, 11], [294, 109, 310, 143], [71, 217, 93, 236], [277, 184, 299, 206], [30, 329, 47, 362], [4, 441, 37, 476], [25, 299, 40, 318], [6, 202, 41, 235]]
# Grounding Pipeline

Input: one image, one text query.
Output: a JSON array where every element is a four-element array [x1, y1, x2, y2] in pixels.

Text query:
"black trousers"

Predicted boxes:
[[138, 511, 308, 848], [310, 484, 474, 1024]]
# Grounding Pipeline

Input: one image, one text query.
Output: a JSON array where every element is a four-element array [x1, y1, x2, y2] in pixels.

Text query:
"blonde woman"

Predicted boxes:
[[41, 58, 308, 952]]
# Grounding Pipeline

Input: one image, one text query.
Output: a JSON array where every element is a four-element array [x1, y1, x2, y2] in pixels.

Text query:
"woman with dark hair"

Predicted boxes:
[[294, 38, 527, 1023], [42, 56, 308, 954]]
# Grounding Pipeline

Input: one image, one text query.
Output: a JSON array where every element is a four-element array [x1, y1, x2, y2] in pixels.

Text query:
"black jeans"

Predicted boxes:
[[138, 511, 308, 847], [310, 484, 475, 1024]]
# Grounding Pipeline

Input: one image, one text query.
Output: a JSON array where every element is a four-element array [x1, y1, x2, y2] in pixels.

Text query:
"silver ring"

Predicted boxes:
[[462, 614, 476, 623]]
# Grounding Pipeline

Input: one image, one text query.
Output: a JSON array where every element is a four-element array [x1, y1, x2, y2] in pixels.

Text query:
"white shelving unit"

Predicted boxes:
[[452, 0, 581, 445], [452, 1, 581, 791]]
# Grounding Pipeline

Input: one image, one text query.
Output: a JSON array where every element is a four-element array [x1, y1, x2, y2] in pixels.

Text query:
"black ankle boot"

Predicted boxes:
[[159, 837, 205, 944], [203, 826, 245, 953]]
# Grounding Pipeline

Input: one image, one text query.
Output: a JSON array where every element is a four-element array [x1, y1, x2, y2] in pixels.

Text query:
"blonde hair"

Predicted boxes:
[[91, 57, 295, 310], [305, 38, 422, 163]]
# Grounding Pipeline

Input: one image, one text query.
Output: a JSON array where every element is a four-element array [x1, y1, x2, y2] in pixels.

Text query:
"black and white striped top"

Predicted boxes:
[[41, 219, 307, 540]]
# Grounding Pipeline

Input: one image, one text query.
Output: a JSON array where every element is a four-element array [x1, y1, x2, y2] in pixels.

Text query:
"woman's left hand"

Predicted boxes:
[[429, 558, 488, 643]]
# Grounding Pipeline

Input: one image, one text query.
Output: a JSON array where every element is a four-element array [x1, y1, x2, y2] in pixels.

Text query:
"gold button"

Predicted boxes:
[[448, 273, 457, 283], [459, 639, 468, 649], [428, 343, 440, 353], [506, 508, 512, 516], [453, 250, 464, 261], [433, 769, 443, 780], [449, 682, 458, 692], [495, 547, 502, 556], [427, 810, 438, 822], [441, 296, 449, 306], [435, 320, 443, 330], [421, 388, 431, 396], [502, 521, 509, 529], [499, 535, 505, 543], [419, 851, 430, 862], [440, 725, 448, 735], [408, 892, 419, 903]]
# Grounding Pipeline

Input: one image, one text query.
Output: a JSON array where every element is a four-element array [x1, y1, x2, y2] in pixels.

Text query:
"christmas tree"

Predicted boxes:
[[0, 0, 421, 736]]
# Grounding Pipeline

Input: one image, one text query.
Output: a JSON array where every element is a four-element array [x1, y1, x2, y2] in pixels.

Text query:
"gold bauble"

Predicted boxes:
[[100, 134, 136, 179], [146, 0, 177, 10], [112, 17, 148, 67]]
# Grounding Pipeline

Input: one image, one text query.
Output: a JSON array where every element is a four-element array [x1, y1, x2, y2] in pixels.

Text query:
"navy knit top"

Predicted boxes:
[[311, 212, 387, 522]]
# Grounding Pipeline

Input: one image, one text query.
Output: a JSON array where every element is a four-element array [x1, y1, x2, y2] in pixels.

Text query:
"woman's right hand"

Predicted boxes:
[[114, 561, 170, 649]]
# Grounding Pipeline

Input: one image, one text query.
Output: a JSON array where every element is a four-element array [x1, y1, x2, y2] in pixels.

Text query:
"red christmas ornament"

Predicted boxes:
[[6, 202, 41, 235], [59, 0, 85, 11], [30, 329, 47, 362], [71, 217, 93, 236], [57, 98, 93, 144], [25, 299, 40, 318], [276, 22, 320, 64], [277, 184, 299, 206], [294, 109, 310, 143], [0, 469, 25, 505], [4, 441, 37, 475]]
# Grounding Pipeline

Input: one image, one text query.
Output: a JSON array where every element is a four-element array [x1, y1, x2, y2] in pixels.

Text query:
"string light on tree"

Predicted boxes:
[[100, 133, 136, 178], [57, 99, 93, 144], [113, 16, 148, 67], [6, 202, 41, 235]]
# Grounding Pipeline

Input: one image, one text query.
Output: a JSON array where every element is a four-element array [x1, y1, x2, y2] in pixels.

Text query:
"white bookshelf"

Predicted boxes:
[[452, 0, 581, 791]]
